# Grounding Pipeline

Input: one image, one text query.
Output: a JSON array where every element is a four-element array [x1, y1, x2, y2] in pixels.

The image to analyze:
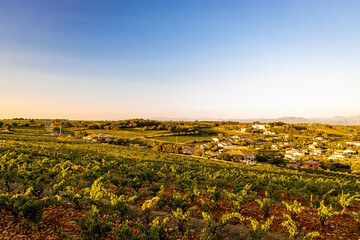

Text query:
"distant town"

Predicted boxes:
[[11, 119, 355, 174]]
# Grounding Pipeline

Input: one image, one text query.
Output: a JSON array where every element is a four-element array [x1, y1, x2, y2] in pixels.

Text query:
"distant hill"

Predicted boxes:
[[151, 114, 360, 125], [312, 114, 360, 125]]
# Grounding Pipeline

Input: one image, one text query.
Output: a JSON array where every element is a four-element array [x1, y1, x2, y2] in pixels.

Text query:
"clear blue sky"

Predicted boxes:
[[1, 0, 359, 120]]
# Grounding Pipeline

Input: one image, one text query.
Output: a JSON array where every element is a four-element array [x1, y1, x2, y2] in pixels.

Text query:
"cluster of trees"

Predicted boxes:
[[207, 152, 245, 162], [256, 155, 287, 166], [101, 138, 182, 154], [142, 140, 182, 154], [0, 122, 11, 131], [0, 120, 40, 131], [52, 119, 206, 134], [144, 123, 201, 135]]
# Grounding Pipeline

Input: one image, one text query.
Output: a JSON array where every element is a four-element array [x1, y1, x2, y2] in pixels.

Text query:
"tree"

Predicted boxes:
[[318, 200, 337, 226], [351, 162, 360, 173], [75, 131, 88, 139], [217, 153, 231, 161], [193, 149, 205, 157], [3, 124, 11, 131]]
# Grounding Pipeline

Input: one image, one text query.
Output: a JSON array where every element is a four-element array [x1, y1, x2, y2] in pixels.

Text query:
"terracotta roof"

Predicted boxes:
[[241, 151, 255, 157], [303, 160, 320, 165], [182, 147, 197, 154]]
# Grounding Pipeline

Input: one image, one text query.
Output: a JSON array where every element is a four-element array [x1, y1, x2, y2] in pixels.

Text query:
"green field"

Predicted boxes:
[[72, 128, 169, 138], [153, 133, 215, 143]]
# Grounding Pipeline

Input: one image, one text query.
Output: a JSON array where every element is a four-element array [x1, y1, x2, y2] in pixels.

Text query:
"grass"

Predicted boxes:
[[10, 126, 50, 134], [152, 134, 214, 144], [223, 145, 248, 150], [71, 128, 168, 139]]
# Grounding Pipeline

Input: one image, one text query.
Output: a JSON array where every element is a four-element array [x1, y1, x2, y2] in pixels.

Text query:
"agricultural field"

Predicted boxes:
[[1, 124, 360, 239], [74, 128, 169, 139], [152, 132, 216, 144]]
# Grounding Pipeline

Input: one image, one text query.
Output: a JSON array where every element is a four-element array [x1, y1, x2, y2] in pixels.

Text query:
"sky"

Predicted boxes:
[[0, 0, 360, 120]]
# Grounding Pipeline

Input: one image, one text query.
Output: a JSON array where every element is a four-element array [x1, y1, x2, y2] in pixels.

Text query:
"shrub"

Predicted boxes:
[[201, 212, 244, 239], [224, 184, 251, 213], [256, 192, 271, 219], [172, 206, 196, 234], [338, 191, 359, 215], [282, 200, 304, 218], [142, 196, 160, 225], [352, 211, 360, 230], [317, 200, 337, 226], [21, 199, 44, 227], [114, 217, 170, 240], [72, 206, 113, 240], [247, 216, 275, 240], [303, 231, 320, 240], [281, 214, 298, 239]]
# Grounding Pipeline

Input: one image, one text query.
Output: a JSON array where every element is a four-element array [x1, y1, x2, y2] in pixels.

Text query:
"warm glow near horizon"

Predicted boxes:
[[1, 0, 360, 120]]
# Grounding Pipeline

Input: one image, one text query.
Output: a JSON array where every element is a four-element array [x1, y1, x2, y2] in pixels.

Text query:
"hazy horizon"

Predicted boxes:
[[1, 0, 360, 120]]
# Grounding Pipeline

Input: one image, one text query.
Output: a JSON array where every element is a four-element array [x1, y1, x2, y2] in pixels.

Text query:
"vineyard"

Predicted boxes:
[[1, 133, 360, 239]]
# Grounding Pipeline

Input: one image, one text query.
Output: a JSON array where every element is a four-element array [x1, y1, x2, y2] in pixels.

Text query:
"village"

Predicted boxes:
[[179, 123, 360, 171], [80, 123, 360, 173]]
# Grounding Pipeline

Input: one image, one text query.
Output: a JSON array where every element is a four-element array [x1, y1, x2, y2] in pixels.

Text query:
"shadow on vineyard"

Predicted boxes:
[[1, 133, 360, 239]]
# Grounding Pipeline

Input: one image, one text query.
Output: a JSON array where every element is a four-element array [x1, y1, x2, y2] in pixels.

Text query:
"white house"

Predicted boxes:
[[264, 131, 276, 135], [271, 145, 280, 150], [284, 154, 295, 160], [240, 128, 249, 134], [252, 124, 266, 130], [347, 142, 360, 146], [329, 154, 345, 160], [310, 149, 322, 156], [344, 149, 356, 155], [84, 134, 113, 141]]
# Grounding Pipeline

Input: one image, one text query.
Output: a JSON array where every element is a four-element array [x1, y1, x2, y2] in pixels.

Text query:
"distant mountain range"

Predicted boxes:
[[151, 114, 360, 125]]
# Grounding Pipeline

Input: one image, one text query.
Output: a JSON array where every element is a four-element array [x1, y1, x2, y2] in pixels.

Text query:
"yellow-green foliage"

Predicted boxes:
[[65, 185, 83, 206], [248, 216, 275, 231], [281, 214, 298, 240], [85, 177, 107, 202], [142, 196, 160, 212], [110, 193, 135, 207], [256, 191, 271, 218], [247, 216, 275, 240], [158, 185, 165, 199], [201, 211, 244, 240], [282, 213, 320, 240], [352, 211, 360, 229], [339, 191, 359, 215], [317, 200, 337, 226], [202, 212, 213, 230], [150, 217, 169, 235], [172, 206, 196, 233], [303, 231, 320, 240], [224, 184, 251, 213], [218, 212, 244, 229], [282, 200, 304, 218], [172, 207, 194, 223], [309, 195, 314, 209]]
